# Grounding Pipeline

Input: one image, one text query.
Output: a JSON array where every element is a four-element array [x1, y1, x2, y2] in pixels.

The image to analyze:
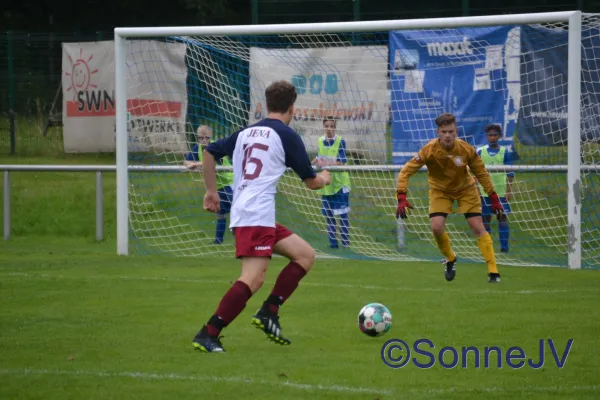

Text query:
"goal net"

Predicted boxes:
[[116, 12, 600, 269]]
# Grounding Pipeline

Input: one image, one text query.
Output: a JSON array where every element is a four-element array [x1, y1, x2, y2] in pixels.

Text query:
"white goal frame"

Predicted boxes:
[[114, 11, 583, 268]]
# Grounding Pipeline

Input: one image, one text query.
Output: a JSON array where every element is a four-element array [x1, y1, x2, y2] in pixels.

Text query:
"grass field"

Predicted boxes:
[[1, 236, 600, 399], [1, 154, 600, 398]]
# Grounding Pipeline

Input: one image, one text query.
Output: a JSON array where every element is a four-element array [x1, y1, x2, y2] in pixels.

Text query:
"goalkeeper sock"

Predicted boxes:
[[477, 232, 499, 274], [206, 280, 252, 336], [263, 262, 307, 314], [434, 232, 456, 261], [340, 213, 350, 246], [215, 217, 227, 243], [499, 219, 509, 251]]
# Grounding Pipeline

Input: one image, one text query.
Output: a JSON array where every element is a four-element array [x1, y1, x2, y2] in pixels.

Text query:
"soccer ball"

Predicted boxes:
[[357, 303, 392, 337]]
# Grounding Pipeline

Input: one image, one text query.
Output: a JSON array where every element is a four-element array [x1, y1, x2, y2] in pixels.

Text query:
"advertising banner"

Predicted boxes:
[[518, 25, 600, 145], [62, 40, 188, 153], [248, 47, 390, 163], [390, 26, 520, 163]]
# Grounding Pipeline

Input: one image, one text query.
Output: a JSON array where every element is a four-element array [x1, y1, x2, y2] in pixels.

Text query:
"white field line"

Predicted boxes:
[[0, 368, 391, 395], [0, 369, 598, 396], [2, 272, 599, 295]]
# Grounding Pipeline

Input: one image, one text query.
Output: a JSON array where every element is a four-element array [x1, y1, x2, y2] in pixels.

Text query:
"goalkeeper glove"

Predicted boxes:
[[396, 192, 413, 219], [489, 192, 504, 219]]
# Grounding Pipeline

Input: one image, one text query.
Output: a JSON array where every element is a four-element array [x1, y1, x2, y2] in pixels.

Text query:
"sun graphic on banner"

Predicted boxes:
[[65, 48, 98, 99]]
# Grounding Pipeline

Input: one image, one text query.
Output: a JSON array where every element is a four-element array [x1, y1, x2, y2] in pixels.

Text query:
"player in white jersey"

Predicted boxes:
[[192, 80, 331, 353]]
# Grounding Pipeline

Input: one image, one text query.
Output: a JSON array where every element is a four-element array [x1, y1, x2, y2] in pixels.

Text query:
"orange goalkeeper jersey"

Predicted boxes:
[[396, 138, 495, 196]]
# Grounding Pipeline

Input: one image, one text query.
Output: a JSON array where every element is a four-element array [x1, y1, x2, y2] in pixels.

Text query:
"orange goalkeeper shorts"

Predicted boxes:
[[428, 185, 482, 215]]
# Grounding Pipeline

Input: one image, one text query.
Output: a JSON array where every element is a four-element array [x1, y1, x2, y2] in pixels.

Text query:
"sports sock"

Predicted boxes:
[[325, 210, 337, 247], [477, 232, 499, 274], [499, 219, 509, 251], [263, 262, 307, 314], [340, 213, 350, 246], [205, 280, 252, 336], [434, 232, 456, 261], [215, 217, 227, 243]]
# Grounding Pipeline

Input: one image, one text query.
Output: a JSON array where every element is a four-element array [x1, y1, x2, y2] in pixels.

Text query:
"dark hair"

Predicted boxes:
[[323, 115, 336, 126], [484, 124, 502, 135], [435, 113, 456, 127], [265, 80, 298, 113]]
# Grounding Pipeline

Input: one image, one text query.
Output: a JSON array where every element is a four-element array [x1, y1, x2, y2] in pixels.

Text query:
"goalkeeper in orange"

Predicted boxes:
[[395, 113, 504, 283]]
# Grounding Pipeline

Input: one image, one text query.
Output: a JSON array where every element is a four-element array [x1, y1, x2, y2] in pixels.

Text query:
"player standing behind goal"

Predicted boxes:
[[312, 116, 351, 248], [183, 125, 234, 244], [395, 113, 504, 283], [192, 80, 331, 353], [476, 124, 515, 253]]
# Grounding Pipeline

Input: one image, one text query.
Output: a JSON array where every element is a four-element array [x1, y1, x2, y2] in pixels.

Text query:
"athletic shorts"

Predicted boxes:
[[429, 185, 481, 216], [321, 190, 350, 216], [232, 223, 294, 258], [217, 185, 233, 216], [481, 196, 511, 216]]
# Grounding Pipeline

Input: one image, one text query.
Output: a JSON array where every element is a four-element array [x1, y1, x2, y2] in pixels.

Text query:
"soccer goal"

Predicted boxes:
[[114, 11, 600, 269]]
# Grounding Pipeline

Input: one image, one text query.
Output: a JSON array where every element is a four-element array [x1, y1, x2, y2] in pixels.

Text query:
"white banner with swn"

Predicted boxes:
[[62, 40, 188, 153]]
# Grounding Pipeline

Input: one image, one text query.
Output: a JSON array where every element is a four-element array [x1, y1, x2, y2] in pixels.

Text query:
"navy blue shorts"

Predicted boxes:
[[321, 190, 350, 216], [218, 185, 233, 215], [481, 196, 511, 216]]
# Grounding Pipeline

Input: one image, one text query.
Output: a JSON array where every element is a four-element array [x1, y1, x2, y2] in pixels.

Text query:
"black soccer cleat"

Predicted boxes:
[[192, 326, 225, 353], [442, 258, 457, 281], [488, 272, 501, 283], [251, 310, 291, 346]]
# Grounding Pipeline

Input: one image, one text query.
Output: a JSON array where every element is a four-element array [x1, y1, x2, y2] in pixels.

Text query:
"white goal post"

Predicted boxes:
[[114, 11, 593, 269]]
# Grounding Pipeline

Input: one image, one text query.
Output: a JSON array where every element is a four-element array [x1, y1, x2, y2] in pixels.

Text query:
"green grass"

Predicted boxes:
[[1, 236, 600, 399], [0, 155, 117, 238], [0, 116, 65, 156], [0, 153, 599, 399]]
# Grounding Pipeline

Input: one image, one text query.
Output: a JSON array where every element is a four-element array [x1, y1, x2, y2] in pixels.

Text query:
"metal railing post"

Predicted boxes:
[[4, 171, 10, 240], [96, 171, 103, 241]]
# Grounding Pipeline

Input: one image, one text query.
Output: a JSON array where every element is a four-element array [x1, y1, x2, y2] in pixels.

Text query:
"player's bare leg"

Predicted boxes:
[[466, 215, 500, 283], [430, 214, 457, 281], [239, 256, 270, 292], [193, 257, 268, 352], [252, 234, 315, 345]]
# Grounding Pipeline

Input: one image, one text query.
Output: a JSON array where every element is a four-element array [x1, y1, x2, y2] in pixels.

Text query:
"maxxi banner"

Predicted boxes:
[[389, 26, 520, 164]]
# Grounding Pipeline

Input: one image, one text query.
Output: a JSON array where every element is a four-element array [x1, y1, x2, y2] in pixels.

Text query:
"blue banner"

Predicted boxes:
[[518, 25, 600, 146], [390, 26, 519, 163]]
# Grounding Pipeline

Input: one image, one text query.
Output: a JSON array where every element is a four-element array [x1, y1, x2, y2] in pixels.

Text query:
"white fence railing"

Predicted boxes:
[[2, 164, 599, 245]]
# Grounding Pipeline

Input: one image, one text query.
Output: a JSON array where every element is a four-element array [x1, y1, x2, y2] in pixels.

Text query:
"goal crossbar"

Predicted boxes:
[[114, 11, 578, 37]]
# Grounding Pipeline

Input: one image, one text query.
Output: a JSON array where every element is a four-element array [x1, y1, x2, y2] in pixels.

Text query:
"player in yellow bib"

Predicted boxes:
[[312, 117, 351, 248], [184, 125, 234, 244], [476, 124, 516, 253]]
